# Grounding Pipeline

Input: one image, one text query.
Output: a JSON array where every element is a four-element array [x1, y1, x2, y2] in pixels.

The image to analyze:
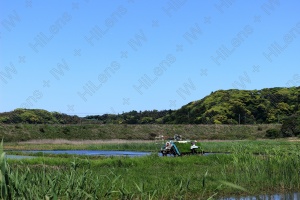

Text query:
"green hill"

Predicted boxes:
[[0, 86, 299, 125], [0, 108, 80, 124], [171, 87, 299, 124]]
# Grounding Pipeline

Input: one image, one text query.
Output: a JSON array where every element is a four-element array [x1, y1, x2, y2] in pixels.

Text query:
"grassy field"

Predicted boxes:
[[1, 139, 300, 199], [4, 138, 300, 154], [0, 123, 282, 142], [1, 123, 299, 199]]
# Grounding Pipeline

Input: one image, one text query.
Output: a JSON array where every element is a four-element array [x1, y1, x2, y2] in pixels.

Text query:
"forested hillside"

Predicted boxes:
[[0, 109, 81, 124], [1, 87, 299, 125], [86, 87, 299, 124], [171, 87, 300, 124]]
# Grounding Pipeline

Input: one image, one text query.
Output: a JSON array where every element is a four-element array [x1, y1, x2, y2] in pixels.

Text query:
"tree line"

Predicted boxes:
[[0, 109, 80, 124], [1, 87, 299, 126]]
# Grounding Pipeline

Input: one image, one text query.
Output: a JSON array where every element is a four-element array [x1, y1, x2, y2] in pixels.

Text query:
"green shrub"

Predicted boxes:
[[39, 127, 45, 133], [14, 124, 22, 129], [281, 114, 300, 137], [62, 127, 71, 134], [265, 128, 281, 139]]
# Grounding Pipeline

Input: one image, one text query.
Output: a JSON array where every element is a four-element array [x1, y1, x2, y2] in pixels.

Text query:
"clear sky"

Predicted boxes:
[[1, 0, 300, 116]]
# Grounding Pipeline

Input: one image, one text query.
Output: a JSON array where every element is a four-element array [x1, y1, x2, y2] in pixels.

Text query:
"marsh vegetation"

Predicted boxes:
[[2, 140, 300, 199]]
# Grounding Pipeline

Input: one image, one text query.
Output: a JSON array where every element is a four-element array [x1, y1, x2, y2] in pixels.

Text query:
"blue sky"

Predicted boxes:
[[1, 0, 300, 116]]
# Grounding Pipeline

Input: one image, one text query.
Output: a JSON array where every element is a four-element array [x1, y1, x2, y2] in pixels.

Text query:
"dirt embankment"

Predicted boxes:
[[17, 137, 300, 145]]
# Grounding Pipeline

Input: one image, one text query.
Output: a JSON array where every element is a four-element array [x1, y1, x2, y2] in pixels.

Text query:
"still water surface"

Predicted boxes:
[[220, 192, 300, 200], [7, 150, 222, 158], [8, 150, 152, 158]]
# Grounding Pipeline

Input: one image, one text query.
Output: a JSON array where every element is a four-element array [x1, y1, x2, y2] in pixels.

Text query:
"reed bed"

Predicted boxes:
[[1, 140, 300, 199], [4, 142, 162, 152]]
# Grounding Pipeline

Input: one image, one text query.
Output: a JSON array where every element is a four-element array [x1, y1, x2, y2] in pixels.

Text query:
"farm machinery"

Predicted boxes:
[[160, 135, 203, 156]]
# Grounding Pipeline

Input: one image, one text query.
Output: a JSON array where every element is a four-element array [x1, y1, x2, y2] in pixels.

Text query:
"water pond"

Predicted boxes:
[[7, 150, 152, 158], [221, 192, 300, 200], [6, 150, 220, 159]]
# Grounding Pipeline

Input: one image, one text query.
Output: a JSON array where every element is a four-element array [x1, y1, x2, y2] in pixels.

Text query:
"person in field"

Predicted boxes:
[[161, 141, 172, 156], [190, 141, 199, 154]]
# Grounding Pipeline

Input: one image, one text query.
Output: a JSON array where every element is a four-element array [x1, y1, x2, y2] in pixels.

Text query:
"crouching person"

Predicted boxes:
[[190, 141, 199, 154], [161, 142, 172, 156]]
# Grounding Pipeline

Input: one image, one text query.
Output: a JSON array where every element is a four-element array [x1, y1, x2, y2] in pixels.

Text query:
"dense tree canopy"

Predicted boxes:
[[170, 87, 299, 124], [0, 87, 299, 124], [281, 113, 300, 137], [0, 108, 80, 124]]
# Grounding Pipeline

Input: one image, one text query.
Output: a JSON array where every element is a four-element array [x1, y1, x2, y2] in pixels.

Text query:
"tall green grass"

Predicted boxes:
[[4, 142, 162, 152], [2, 141, 300, 199], [216, 144, 300, 197], [0, 140, 11, 200], [6, 139, 300, 153]]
